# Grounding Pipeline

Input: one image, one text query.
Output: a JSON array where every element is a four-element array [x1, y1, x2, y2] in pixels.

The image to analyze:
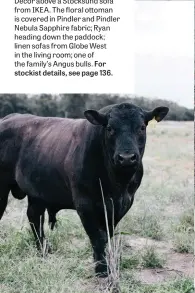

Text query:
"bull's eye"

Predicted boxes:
[[107, 125, 115, 135], [139, 124, 146, 134]]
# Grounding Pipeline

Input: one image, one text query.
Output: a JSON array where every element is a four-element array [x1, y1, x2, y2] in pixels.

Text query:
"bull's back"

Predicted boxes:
[[0, 114, 82, 165]]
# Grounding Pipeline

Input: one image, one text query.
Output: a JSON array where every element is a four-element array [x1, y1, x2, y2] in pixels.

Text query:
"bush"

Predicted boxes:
[[141, 246, 165, 268]]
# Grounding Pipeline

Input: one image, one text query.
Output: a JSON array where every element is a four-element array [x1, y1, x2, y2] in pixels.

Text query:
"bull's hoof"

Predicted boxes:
[[95, 262, 109, 278]]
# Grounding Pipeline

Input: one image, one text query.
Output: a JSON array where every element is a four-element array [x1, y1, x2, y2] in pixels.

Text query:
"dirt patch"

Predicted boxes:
[[166, 252, 194, 278], [136, 268, 180, 284], [165, 203, 184, 218], [125, 235, 194, 284]]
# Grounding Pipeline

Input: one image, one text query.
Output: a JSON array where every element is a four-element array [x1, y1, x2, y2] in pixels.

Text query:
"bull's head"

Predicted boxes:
[[85, 103, 169, 169]]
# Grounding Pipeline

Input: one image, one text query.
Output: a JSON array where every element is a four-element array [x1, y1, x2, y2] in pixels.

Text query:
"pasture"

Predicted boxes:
[[0, 121, 193, 293]]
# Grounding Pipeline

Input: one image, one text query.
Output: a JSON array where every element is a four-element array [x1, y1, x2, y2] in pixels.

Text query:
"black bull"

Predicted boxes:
[[0, 103, 169, 277]]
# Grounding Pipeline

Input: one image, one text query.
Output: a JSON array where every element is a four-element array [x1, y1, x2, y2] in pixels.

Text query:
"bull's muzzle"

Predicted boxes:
[[115, 153, 139, 167]]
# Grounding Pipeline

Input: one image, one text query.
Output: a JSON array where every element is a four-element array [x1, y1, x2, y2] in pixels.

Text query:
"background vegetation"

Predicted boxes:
[[0, 94, 193, 121]]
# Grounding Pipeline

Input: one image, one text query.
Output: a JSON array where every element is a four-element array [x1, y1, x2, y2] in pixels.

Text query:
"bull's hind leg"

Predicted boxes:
[[47, 207, 57, 230], [11, 182, 26, 200], [0, 186, 10, 220], [27, 197, 46, 252]]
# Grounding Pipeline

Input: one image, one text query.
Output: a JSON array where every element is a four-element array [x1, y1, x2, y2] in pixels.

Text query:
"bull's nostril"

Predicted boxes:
[[116, 153, 138, 165], [118, 154, 124, 162], [129, 154, 137, 162]]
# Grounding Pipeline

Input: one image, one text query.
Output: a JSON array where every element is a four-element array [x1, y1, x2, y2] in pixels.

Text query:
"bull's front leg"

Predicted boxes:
[[76, 200, 109, 277], [91, 228, 108, 277]]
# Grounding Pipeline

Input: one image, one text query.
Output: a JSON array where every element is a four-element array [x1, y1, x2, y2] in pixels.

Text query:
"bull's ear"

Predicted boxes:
[[145, 107, 169, 123], [84, 110, 108, 126]]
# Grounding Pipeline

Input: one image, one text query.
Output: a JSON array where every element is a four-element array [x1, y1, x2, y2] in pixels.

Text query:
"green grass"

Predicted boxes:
[[122, 278, 194, 293], [173, 232, 194, 254], [0, 122, 193, 293], [0, 225, 93, 293], [176, 209, 194, 233], [172, 209, 194, 253], [141, 246, 165, 269], [120, 252, 140, 270], [122, 212, 164, 240], [0, 227, 193, 293], [121, 246, 165, 270]]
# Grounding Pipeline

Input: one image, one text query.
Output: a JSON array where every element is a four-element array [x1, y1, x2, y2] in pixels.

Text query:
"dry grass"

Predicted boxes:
[[99, 179, 122, 292], [0, 121, 194, 293]]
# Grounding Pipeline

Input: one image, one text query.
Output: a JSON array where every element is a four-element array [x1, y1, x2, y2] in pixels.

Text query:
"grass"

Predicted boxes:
[[121, 246, 165, 270], [123, 212, 164, 240], [173, 232, 194, 254], [176, 209, 194, 233], [125, 278, 194, 293], [0, 121, 194, 293], [172, 208, 194, 253], [141, 246, 165, 268], [100, 178, 123, 292], [120, 253, 140, 270]]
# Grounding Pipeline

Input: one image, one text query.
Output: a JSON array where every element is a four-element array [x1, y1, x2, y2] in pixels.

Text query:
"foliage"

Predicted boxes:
[[0, 94, 193, 121], [141, 246, 165, 268]]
